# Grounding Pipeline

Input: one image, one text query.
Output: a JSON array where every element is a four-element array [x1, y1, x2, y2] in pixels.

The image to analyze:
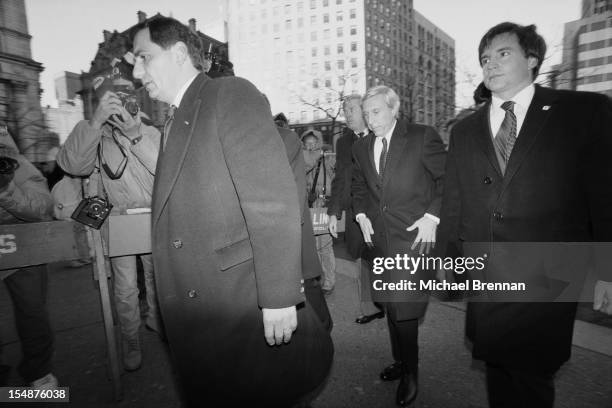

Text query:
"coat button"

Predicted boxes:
[[187, 290, 197, 298], [172, 239, 183, 249], [493, 211, 503, 221], [483, 176, 492, 184]]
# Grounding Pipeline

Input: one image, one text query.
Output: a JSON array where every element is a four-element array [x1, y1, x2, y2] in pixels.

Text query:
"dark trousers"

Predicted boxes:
[[486, 363, 555, 408], [385, 305, 418, 373], [304, 277, 333, 333], [3, 265, 54, 383]]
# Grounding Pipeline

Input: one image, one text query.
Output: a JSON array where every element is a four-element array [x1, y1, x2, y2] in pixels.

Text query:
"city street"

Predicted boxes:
[[1, 246, 611, 408]]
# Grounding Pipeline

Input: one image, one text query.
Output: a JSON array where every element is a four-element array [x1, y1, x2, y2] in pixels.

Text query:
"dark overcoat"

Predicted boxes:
[[351, 120, 446, 320], [151, 74, 333, 407], [438, 85, 612, 372]]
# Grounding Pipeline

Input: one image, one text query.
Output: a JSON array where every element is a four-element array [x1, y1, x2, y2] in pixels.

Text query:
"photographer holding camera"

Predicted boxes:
[[0, 127, 57, 389], [302, 129, 336, 295], [57, 71, 161, 372]]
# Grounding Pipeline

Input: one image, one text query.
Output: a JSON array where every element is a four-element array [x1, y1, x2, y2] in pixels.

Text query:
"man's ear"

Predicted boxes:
[[172, 41, 190, 66], [527, 56, 538, 71]]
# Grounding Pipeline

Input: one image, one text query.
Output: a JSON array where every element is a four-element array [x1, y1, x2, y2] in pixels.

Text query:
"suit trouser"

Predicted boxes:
[[485, 363, 555, 408], [111, 254, 159, 337], [385, 305, 418, 373], [315, 233, 336, 291], [3, 265, 54, 383]]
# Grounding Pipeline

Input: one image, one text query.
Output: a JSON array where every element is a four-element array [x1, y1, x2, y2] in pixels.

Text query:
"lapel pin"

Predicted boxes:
[[542, 105, 550, 111]]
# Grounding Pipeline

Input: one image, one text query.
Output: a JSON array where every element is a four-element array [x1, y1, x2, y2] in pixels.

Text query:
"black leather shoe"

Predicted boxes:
[[396, 370, 418, 407], [355, 311, 385, 324], [379, 362, 403, 381]]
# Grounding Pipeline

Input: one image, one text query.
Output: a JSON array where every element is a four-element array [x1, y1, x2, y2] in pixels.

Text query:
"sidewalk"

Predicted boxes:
[[1, 258, 611, 407]]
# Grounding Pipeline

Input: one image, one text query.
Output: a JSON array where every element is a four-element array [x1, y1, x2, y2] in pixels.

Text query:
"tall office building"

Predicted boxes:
[[227, 0, 455, 132], [0, 0, 46, 161], [551, 0, 612, 97]]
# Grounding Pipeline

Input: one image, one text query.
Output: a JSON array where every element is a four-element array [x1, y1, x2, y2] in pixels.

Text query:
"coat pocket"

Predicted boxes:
[[214, 237, 254, 271]]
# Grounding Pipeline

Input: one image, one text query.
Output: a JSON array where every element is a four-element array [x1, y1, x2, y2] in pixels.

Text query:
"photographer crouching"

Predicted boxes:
[[57, 57, 161, 372], [0, 127, 57, 388]]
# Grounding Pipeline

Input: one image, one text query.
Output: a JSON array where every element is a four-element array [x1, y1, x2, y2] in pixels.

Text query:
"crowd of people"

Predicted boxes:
[[1, 16, 611, 408]]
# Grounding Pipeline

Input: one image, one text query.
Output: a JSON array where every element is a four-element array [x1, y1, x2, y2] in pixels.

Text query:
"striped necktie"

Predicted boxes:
[[162, 105, 176, 150], [378, 136, 388, 175], [493, 100, 517, 174]]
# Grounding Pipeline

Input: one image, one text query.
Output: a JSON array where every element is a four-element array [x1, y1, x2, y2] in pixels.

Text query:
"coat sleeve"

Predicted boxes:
[[216, 78, 303, 309], [0, 157, 53, 222], [56, 120, 101, 177], [327, 135, 350, 217], [351, 142, 369, 217], [436, 129, 462, 258], [585, 94, 612, 281], [421, 126, 447, 218]]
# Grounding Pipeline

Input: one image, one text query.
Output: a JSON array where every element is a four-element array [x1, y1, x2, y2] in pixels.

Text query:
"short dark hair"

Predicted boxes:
[[132, 16, 204, 70], [478, 22, 547, 78]]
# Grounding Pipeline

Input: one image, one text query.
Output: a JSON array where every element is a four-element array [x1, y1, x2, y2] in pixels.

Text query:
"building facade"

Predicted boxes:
[[551, 0, 612, 97], [80, 11, 232, 128], [227, 0, 455, 137], [0, 0, 46, 161]]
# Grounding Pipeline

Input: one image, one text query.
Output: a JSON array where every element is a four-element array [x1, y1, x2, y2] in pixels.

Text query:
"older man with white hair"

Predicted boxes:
[[352, 85, 446, 407]]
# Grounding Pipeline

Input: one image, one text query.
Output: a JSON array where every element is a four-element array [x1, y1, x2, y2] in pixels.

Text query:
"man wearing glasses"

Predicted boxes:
[[57, 75, 161, 373]]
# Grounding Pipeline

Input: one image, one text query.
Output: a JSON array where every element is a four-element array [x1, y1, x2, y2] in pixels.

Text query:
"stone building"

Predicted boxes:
[[0, 0, 47, 161]]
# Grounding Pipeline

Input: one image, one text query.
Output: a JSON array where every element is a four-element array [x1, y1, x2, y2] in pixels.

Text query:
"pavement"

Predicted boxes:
[[1, 250, 611, 408]]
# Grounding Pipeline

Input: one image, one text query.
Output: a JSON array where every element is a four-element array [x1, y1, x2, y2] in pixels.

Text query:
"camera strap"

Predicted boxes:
[[98, 128, 128, 180], [95, 145, 111, 202]]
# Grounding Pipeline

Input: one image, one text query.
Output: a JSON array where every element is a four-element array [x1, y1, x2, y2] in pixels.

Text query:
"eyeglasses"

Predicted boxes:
[[98, 128, 128, 180]]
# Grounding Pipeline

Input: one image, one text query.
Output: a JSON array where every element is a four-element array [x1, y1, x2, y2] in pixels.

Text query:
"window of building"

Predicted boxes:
[[313, 79, 319, 88], [301, 111, 308, 122], [337, 27, 344, 37], [337, 44, 344, 54], [311, 15, 316, 24], [338, 60, 345, 69], [324, 46, 330, 55], [312, 47, 317, 57], [311, 31, 317, 41], [324, 29, 330, 39], [337, 0, 342, 4], [351, 26, 357, 35], [325, 61, 331, 71], [325, 78, 332, 87], [324, 13, 329, 23], [323, 0, 329, 6], [351, 58, 357, 68], [285, 19, 292, 29], [337, 11, 343, 21], [351, 42, 357, 52], [310, 0, 316, 9], [350, 9, 356, 18], [591, 20, 606, 31]]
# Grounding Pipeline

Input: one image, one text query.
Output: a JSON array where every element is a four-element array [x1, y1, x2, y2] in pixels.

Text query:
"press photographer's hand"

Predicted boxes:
[[107, 107, 141, 141], [89, 91, 123, 129]]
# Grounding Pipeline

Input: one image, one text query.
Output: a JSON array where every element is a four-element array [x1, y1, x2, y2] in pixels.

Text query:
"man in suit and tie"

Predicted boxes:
[[438, 22, 612, 407], [131, 17, 332, 407], [328, 94, 384, 324], [352, 86, 446, 407]]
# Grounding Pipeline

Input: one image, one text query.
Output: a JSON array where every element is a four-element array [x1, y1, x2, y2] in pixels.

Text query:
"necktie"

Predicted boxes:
[[378, 136, 388, 175], [493, 101, 517, 174], [162, 105, 176, 150]]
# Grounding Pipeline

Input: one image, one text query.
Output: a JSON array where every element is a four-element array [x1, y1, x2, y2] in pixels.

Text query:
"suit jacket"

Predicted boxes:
[[438, 85, 612, 372], [328, 127, 366, 259], [151, 74, 332, 406], [352, 120, 446, 319]]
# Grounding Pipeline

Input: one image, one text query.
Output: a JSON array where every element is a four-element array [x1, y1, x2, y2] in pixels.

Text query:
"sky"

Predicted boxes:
[[26, 0, 582, 109]]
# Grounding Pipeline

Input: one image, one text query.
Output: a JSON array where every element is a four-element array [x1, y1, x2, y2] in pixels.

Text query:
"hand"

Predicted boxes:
[[262, 306, 297, 346], [89, 91, 123, 129], [107, 107, 142, 142], [407, 216, 437, 255], [356, 214, 374, 245], [593, 280, 612, 315], [328, 214, 338, 238], [0, 173, 14, 190]]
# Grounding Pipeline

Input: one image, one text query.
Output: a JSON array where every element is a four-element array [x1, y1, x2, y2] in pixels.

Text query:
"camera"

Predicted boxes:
[[71, 196, 113, 229], [92, 55, 139, 117]]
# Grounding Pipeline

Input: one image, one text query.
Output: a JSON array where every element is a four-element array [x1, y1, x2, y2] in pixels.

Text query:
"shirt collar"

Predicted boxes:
[[491, 83, 535, 111], [172, 73, 199, 109]]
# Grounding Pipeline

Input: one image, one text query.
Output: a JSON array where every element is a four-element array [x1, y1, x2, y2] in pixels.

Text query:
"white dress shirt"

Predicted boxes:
[[489, 83, 535, 138]]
